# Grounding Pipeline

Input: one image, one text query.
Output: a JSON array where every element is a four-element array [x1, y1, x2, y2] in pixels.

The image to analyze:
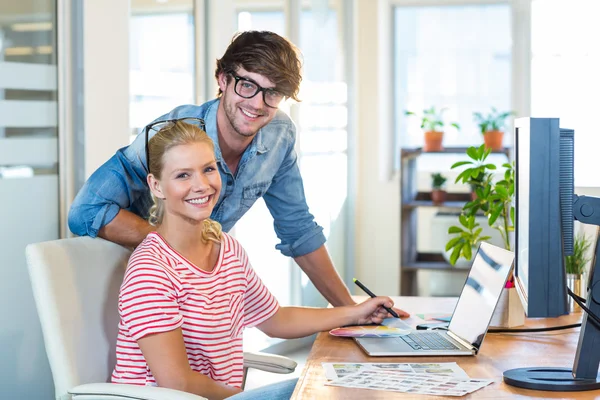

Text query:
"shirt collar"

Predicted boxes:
[[205, 99, 223, 161]]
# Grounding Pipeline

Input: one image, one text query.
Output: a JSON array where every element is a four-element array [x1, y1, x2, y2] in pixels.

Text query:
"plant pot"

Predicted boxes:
[[483, 130, 504, 151], [423, 131, 444, 152], [489, 287, 525, 328], [567, 273, 586, 313], [431, 189, 447, 205]]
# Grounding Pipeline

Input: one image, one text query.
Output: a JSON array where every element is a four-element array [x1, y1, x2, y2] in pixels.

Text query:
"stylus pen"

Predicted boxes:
[[353, 278, 400, 318]]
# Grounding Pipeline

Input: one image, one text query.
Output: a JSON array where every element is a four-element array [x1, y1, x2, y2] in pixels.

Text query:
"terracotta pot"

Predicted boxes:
[[423, 131, 444, 152], [431, 189, 447, 205], [483, 130, 504, 151]]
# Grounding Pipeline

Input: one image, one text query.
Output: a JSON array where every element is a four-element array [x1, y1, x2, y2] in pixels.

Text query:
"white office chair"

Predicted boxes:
[[25, 236, 297, 400]]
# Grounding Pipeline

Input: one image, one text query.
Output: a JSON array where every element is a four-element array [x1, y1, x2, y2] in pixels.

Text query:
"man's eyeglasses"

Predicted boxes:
[[231, 74, 286, 108], [144, 117, 206, 170]]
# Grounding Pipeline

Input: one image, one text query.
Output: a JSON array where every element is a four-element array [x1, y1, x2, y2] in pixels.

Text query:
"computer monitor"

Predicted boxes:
[[513, 117, 571, 318], [504, 117, 600, 391]]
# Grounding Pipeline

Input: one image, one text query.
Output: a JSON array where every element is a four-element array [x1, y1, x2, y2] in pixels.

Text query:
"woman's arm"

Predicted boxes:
[[256, 297, 393, 339], [137, 328, 242, 400]]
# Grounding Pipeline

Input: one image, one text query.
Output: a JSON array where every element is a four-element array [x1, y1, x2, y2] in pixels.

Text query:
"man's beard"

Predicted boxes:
[[223, 94, 262, 138]]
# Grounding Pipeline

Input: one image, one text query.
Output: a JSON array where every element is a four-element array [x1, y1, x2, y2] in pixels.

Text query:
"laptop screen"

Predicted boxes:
[[448, 242, 515, 349]]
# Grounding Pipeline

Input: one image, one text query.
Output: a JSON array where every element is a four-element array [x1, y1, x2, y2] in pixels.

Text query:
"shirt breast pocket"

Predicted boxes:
[[228, 293, 245, 338], [240, 182, 270, 213]]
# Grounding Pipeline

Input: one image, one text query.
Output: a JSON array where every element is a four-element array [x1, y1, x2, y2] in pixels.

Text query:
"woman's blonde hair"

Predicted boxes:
[[147, 120, 222, 244]]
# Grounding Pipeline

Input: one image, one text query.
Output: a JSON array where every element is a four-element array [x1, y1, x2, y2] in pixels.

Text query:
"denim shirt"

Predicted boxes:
[[68, 99, 325, 257]]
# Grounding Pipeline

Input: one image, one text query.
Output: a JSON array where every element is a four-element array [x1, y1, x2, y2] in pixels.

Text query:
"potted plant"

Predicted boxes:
[[405, 106, 460, 152], [431, 173, 448, 205], [447, 145, 522, 326], [565, 233, 593, 313], [473, 107, 515, 151], [447, 145, 515, 261], [444, 214, 492, 267], [451, 144, 495, 201]]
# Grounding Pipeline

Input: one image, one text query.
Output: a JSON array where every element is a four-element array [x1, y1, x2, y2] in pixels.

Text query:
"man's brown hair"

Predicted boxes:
[[215, 31, 302, 102]]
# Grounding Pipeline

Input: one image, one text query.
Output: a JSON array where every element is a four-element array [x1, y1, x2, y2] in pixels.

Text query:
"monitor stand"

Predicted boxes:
[[504, 223, 600, 391], [503, 367, 600, 391]]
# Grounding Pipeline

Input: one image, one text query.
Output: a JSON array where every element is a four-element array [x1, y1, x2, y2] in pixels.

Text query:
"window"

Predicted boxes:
[[129, 2, 195, 139], [531, 0, 600, 187], [394, 3, 512, 163], [233, 5, 350, 307]]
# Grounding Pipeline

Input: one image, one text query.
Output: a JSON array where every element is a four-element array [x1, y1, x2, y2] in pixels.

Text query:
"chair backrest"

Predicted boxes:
[[25, 237, 132, 399]]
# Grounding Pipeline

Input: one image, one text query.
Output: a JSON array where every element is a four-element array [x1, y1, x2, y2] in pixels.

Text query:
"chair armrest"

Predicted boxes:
[[69, 383, 207, 400], [243, 351, 297, 374]]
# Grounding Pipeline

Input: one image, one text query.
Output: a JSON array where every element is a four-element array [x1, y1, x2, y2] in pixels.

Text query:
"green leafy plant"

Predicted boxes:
[[473, 107, 515, 134], [445, 214, 492, 265], [451, 145, 496, 193], [565, 233, 593, 275], [405, 106, 460, 132], [431, 173, 447, 190], [445, 145, 515, 264]]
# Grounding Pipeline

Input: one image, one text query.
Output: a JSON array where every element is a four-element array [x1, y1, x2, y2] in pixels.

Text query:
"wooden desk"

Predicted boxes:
[[292, 296, 600, 399]]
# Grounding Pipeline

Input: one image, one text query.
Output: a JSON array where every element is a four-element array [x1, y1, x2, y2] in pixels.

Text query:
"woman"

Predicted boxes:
[[111, 120, 395, 399]]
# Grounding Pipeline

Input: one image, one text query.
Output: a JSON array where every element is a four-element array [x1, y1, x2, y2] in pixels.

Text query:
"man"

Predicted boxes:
[[69, 30, 408, 315]]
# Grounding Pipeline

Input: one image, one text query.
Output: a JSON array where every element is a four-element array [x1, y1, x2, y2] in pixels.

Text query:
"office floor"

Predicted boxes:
[[243, 342, 313, 390]]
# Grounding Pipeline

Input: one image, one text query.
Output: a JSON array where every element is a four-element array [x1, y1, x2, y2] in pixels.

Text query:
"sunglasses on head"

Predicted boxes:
[[144, 117, 206, 170]]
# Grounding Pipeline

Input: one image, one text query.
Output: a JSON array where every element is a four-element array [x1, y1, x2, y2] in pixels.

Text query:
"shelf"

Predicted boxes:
[[400, 146, 511, 160], [399, 148, 507, 295], [403, 192, 472, 209], [402, 201, 465, 210], [402, 253, 471, 273], [402, 262, 470, 272]]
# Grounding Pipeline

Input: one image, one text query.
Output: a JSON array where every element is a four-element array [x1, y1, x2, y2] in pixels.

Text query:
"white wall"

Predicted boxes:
[[353, 0, 402, 296], [83, 0, 130, 177]]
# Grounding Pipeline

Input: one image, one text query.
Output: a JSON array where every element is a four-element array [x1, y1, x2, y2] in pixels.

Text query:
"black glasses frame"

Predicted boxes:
[[230, 74, 286, 108], [144, 117, 206, 170]]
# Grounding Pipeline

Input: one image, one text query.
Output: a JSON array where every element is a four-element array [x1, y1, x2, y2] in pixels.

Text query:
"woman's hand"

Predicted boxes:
[[352, 296, 396, 325], [390, 306, 410, 318]]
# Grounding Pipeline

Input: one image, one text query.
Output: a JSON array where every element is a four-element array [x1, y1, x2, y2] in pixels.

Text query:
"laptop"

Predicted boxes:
[[356, 242, 514, 356]]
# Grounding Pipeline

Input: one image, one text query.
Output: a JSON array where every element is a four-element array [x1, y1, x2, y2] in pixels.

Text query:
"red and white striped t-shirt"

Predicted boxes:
[[111, 231, 279, 388]]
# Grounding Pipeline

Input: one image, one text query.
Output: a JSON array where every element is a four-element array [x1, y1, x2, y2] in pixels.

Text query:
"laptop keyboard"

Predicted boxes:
[[401, 332, 460, 350]]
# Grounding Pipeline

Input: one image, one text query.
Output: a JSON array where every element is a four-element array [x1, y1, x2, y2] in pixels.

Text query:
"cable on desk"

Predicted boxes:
[[488, 323, 581, 333], [488, 289, 600, 333]]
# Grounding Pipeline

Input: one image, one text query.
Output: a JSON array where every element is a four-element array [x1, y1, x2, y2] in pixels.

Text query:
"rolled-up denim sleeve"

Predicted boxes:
[[68, 134, 150, 238], [263, 140, 326, 258]]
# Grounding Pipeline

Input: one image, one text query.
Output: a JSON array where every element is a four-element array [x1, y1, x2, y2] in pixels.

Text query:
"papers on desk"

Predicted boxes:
[[328, 316, 426, 338], [330, 314, 446, 339], [329, 325, 411, 338], [322, 362, 469, 380], [382, 315, 425, 330], [326, 369, 493, 397]]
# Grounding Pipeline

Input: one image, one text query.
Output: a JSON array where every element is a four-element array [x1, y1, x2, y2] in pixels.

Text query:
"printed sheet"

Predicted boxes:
[[322, 362, 469, 381], [326, 369, 493, 397]]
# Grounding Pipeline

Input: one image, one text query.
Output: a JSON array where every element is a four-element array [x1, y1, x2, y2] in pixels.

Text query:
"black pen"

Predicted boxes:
[[353, 278, 399, 318]]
